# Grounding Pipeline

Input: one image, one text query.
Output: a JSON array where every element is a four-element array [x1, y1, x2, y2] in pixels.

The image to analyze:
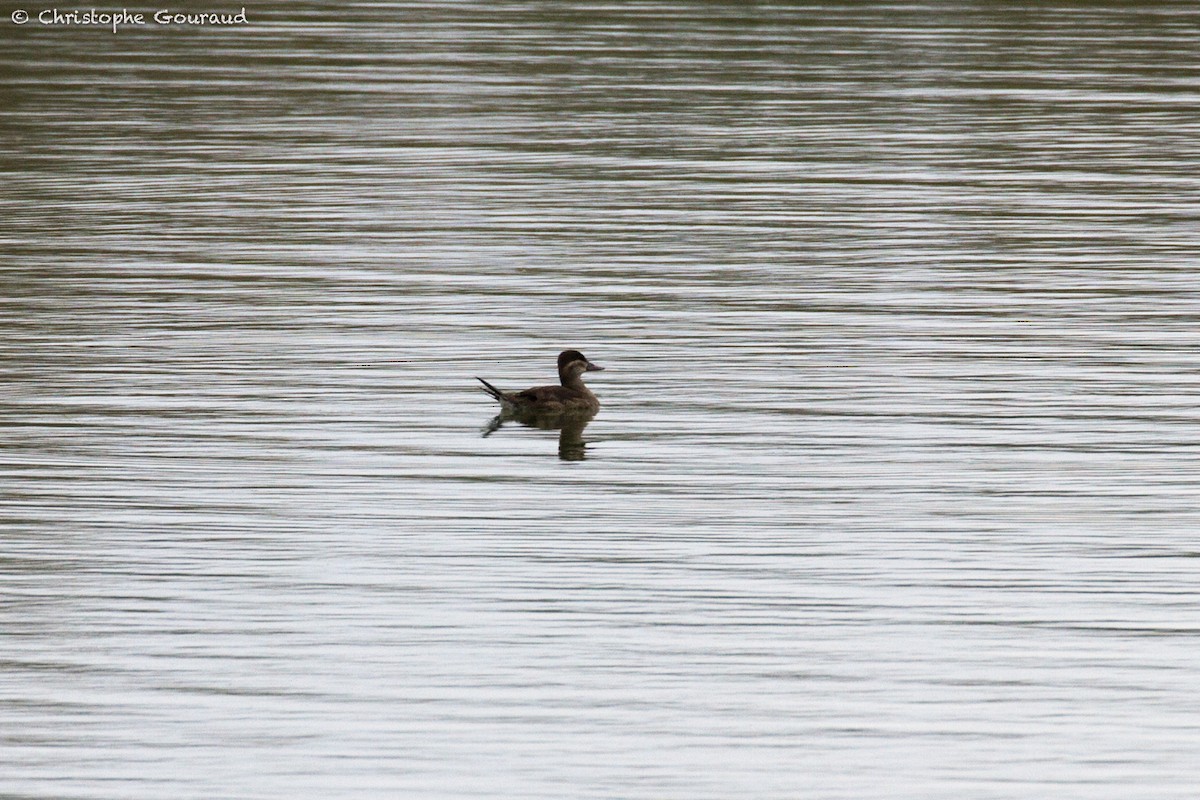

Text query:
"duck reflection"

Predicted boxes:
[[482, 408, 595, 461]]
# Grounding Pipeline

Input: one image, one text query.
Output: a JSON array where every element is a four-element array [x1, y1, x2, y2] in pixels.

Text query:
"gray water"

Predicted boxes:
[[3, 3, 1199, 798]]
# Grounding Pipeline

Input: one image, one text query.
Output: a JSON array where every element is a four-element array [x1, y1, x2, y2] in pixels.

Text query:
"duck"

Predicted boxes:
[[477, 349, 604, 414]]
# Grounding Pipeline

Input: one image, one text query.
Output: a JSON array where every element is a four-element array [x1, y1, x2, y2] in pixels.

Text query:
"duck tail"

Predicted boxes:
[[476, 377, 506, 403]]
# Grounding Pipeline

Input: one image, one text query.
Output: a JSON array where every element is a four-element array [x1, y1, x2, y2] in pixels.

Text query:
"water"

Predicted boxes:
[[3, 3, 1199, 797]]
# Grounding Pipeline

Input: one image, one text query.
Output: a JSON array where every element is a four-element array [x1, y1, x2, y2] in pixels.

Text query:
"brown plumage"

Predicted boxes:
[[477, 349, 605, 413]]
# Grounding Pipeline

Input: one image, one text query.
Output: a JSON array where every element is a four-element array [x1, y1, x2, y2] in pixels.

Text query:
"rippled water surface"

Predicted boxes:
[[3, 3, 1199, 798]]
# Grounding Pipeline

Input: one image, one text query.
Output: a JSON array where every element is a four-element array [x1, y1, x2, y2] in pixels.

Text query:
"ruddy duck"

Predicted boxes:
[[477, 349, 604, 413]]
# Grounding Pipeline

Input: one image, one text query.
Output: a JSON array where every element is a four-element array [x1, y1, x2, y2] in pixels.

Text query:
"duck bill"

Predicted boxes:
[[585, 361, 604, 371]]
